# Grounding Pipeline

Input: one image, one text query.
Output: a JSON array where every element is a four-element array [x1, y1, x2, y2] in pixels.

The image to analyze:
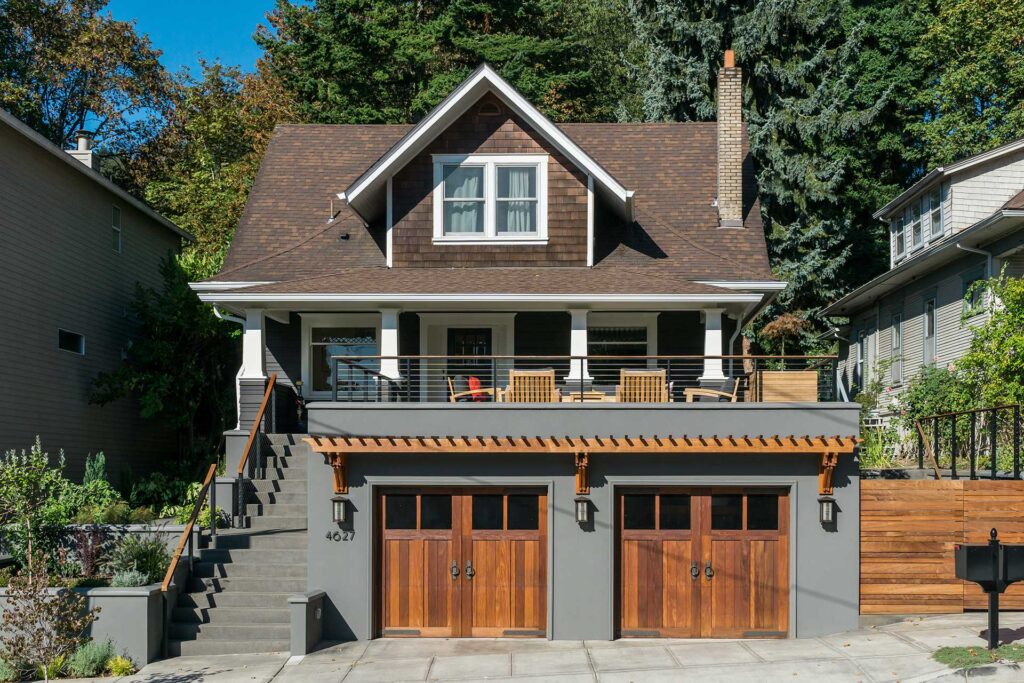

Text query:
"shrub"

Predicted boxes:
[[0, 439, 69, 571], [107, 535, 169, 584], [82, 453, 107, 487], [111, 569, 149, 587], [130, 506, 158, 524], [72, 527, 108, 578], [107, 655, 135, 676], [0, 569, 11, 588], [35, 654, 66, 681], [0, 660, 14, 682], [68, 639, 115, 677], [100, 501, 133, 525], [131, 471, 192, 512]]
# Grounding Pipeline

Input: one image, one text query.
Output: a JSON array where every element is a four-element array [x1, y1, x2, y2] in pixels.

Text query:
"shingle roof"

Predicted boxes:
[[1004, 188, 1024, 209], [210, 121, 773, 291]]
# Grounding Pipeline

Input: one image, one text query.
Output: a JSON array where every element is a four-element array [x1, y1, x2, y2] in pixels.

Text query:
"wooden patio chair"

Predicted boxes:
[[447, 376, 496, 403], [684, 376, 740, 403], [615, 369, 670, 403], [504, 369, 560, 403]]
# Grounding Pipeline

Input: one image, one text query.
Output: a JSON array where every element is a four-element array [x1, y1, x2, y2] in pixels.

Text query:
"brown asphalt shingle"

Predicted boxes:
[[211, 121, 774, 292], [1004, 188, 1024, 209]]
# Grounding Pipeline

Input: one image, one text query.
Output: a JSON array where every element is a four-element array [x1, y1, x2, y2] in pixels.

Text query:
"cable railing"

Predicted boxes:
[[915, 405, 1022, 480], [321, 355, 840, 404], [236, 373, 277, 525]]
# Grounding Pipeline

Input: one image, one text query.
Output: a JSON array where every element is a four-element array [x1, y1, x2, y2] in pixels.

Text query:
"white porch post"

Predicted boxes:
[[379, 308, 401, 380], [565, 308, 593, 384], [699, 308, 726, 382], [240, 309, 266, 380]]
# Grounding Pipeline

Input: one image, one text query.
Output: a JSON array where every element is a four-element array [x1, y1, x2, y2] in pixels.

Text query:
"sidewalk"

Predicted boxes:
[[90, 612, 1024, 682]]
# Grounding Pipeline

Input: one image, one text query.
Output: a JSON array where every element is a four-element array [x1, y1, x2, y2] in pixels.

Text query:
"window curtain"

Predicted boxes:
[[444, 166, 483, 233], [499, 167, 535, 233]]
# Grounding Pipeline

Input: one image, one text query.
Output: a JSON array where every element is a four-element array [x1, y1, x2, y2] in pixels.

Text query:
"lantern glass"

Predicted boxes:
[[574, 496, 589, 525], [332, 496, 347, 524], [818, 496, 835, 525]]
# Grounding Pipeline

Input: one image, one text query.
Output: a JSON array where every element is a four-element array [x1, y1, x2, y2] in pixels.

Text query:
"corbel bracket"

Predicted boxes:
[[818, 452, 839, 495], [322, 452, 348, 494], [575, 452, 590, 495]]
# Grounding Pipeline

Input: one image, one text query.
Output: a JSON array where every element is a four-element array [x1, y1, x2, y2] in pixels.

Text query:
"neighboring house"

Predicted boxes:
[[0, 110, 191, 479], [823, 139, 1024, 420], [186, 57, 859, 655]]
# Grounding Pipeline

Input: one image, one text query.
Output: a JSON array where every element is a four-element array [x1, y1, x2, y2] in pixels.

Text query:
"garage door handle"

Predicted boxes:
[[450, 560, 460, 580], [690, 561, 699, 580], [465, 560, 475, 580], [704, 561, 714, 580]]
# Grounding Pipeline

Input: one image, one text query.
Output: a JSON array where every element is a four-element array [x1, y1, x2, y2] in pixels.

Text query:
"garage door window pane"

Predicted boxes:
[[659, 494, 691, 530], [420, 494, 452, 530], [385, 495, 417, 529], [507, 494, 539, 530], [623, 494, 655, 529], [711, 494, 743, 530], [746, 494, 779, 531], [472, 495, 504, 530]]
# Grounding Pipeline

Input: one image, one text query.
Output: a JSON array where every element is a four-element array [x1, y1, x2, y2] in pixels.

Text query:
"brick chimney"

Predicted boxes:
[[67, 130, 94, 169], [716, 49, 743, 228]]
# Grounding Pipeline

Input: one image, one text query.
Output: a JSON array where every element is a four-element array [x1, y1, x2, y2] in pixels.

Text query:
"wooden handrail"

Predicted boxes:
[[161, 463, 217, 592], [237, 373, 277, 477], [329, 354, 839, 361]]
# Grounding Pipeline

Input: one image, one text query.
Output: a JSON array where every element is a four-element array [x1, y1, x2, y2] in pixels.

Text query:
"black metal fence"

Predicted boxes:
[[916, 405, 1022, 479]]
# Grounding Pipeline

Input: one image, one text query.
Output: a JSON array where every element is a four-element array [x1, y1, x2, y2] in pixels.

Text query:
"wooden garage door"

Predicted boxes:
[[379, 488, 547, 638], [618, 488, 789, 638]]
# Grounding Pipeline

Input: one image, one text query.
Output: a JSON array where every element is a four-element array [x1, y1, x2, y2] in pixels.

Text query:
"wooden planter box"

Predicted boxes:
[[751, 370, 819, 402]]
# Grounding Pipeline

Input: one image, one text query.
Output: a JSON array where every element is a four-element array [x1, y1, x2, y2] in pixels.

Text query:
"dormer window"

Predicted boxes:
[[432, 154, 548, 244]]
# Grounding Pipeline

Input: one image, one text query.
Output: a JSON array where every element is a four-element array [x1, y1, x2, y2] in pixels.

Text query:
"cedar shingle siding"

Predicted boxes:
[[392, 95, 588, 267]]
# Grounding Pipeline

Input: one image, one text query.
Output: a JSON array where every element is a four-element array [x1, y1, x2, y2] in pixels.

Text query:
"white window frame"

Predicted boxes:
[[890, 313, 903, 385], [299, 313, 382, 399], [923, 298, 937, 366], [893, 215, 906, 261], [432, 154, 548, 245], [112, 205, 123, 253], [928, 186, 944, 240], [57, 328, 85, 356], [910, 201, 923, 250], [855, 329, 867, 388]]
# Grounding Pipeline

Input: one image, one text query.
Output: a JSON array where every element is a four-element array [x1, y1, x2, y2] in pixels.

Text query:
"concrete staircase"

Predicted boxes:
[[168, 435, 308, 656]]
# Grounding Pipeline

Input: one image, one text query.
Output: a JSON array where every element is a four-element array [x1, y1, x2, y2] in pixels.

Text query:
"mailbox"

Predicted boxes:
[[954, 528, 1024, 649]]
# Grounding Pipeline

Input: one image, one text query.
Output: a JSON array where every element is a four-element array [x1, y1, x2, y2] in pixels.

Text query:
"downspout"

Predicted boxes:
[[213, 305, 247, 429], [826, 326, 852, 403], [957, 243, 995, 310]]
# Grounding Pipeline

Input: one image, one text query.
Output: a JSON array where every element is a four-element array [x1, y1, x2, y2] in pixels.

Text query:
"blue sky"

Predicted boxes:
[[105, 1, 277, 74]]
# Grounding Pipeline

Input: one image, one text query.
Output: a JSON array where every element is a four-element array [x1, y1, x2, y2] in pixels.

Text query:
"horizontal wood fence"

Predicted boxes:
[[861, 479, 1024, 614]]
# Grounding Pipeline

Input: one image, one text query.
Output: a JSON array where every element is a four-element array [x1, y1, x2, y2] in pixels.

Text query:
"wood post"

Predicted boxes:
[[818, 452, 839, 495], [323, 453, 348, 494], [574, 452, 590, 495]]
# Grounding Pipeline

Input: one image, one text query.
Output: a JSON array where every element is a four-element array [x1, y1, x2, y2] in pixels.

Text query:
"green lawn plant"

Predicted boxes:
[[934, 643, 1024, 669], [67, 639, 116, 677]]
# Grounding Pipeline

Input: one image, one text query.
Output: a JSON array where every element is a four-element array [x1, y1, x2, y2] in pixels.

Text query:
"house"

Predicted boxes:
[[822, 139, 1024, 420], [185, 55, 860, 654], [0, 110, 191, 479]]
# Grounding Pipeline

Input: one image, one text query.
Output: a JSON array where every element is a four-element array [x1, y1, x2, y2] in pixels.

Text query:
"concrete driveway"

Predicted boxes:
[[105, 613, 1024, 682]]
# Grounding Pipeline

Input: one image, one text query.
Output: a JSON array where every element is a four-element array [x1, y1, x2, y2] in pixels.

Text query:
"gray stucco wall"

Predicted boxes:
[[304, 403, 860, 641], [0, 122, 181, 479]]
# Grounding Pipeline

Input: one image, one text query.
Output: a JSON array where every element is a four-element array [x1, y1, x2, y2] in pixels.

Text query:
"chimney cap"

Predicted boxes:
[[74, 130, 94, 151], [724, 49, 735, 69]]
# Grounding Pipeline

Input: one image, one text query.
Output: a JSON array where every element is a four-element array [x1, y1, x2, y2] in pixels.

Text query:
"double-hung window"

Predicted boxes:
[[910, 201, 923, 250], [928, 187, 943, 240], [890, 314, 903, 385], [111, 206, 122, 253], [893, 215, 906, 261], [433, 154, 548, 243]]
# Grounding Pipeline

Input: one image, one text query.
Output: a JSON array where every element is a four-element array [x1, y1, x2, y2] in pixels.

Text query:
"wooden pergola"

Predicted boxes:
[[304, 433, 860, 497]]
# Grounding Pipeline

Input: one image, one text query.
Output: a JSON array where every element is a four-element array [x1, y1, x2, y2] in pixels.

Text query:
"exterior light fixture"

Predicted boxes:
[[332, 495, 348, 525], [575, 496, 590, 525], [818, 495, 836, 526]]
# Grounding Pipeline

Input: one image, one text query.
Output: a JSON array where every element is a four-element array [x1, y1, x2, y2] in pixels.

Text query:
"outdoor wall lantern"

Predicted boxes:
[[332, 495, 348, 525], [818, 495, 836, 526], [575, 496, 590, 525]]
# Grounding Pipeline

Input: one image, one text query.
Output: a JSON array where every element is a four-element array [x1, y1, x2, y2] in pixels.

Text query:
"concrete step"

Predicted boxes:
[[251, 491, 307, 505], [247, 516, 307, 531], [168, 638, 289, 657], [251, 478, 305, 493], [189, 576, 307, 593], [191, 561, 307, 579], [246, 503, 308, 518], [214, 531, 307, 550], [177, 591, 292, 610], [170, 621, 291, 641], [266, 434, 303, 446], [172, 606, 290, 624], [199, 547, 307, 564]]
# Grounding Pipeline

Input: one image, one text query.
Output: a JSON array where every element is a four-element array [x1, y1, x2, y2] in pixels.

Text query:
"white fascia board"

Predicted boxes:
[[197, 292, 763, 305], [696, 280, 787, 291], [873, 168, 943, 220], [946, 136, 1024, 174], [189, 281, 277, 292], [341, 64, 631, 220]]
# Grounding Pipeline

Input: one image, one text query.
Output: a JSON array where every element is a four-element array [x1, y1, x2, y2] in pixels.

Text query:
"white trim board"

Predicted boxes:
[[340, 64, 633, 224], [199, 292, 764, 304]]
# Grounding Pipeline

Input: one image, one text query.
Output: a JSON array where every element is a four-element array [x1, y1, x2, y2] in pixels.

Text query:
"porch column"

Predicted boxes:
[[240, 309, 266, 380], [379, 308, 401, 380], [565, 308, 593, 385], [700, 308, 726, 383]]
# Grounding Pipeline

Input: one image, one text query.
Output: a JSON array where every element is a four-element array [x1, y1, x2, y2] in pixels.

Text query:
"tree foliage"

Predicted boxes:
[[90, 258, 237, 458], [255, 0, 627, 124], [0, 0, 170, 153], [956, 275, 1024, 408]]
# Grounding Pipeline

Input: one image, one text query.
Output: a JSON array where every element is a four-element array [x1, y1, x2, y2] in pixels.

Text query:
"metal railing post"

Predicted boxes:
[[951, 414, 958, 480], [1015, 405, 1021, 480], [970, 412, 978, 480], [990, 408, 999, 479], [209, 471, 217, 537], [933, 416, 940, 473], [332, 358, 338, 402], [271, 384, 277, 433], [917, 427, 924, 471]]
